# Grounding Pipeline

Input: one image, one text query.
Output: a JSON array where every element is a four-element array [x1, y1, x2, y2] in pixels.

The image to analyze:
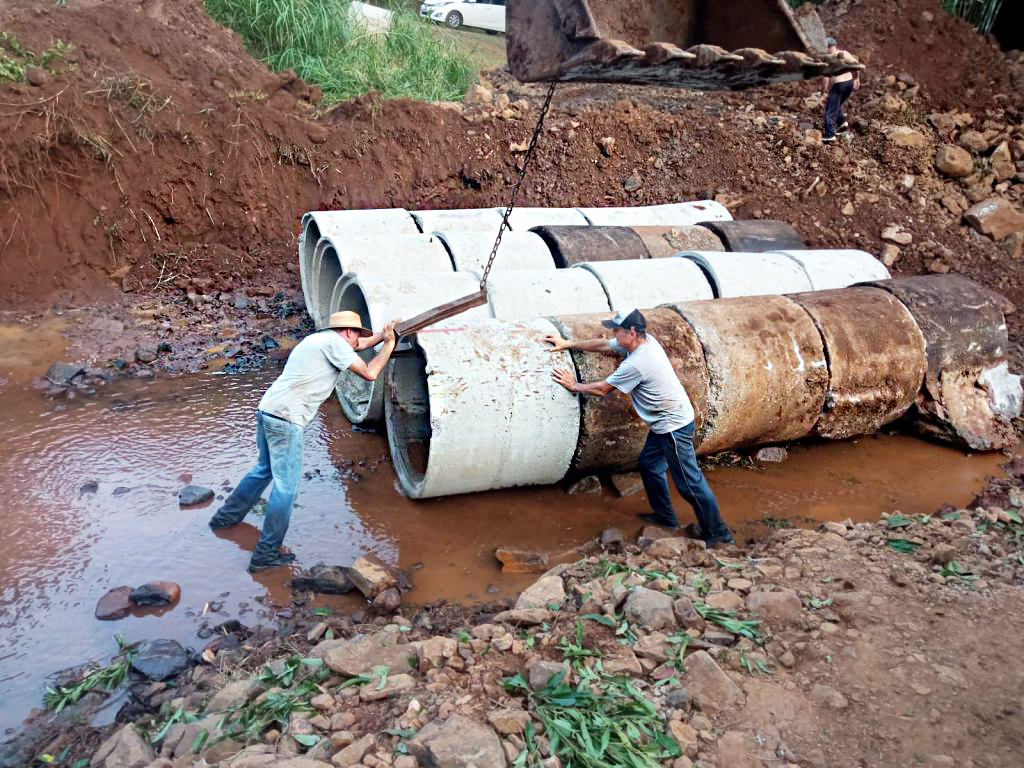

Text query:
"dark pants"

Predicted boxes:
[[823, 80, 854, 139], [638, 422, 730, 539]]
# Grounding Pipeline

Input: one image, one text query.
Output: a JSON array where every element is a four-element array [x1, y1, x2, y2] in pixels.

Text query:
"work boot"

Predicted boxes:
[[247, 552, 296, 573], [683, 522, 707, 541], [209, 511, 241, 529], [705, 533, 736, 550], [638, 513, 679, 531]]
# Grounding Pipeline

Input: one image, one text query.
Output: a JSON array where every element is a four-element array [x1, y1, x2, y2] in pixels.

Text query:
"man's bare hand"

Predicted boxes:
[[544, 334, 570, 352], [552, 367, 577, 393], [381, 321, 398, 346]]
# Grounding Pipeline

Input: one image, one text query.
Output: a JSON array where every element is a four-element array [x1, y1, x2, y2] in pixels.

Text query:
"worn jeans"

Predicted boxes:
[[638, 422, 730, 539], [823, 80, 854, 139], [210, 411, 304, 562]]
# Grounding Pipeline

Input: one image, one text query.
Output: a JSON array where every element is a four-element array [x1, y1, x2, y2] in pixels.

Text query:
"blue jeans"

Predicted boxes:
[[823, 80, 854, 139], [210, 411, 304, 562], [638, 422, 730, 539]]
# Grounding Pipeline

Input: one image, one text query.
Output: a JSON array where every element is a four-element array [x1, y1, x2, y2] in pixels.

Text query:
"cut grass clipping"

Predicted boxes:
[[203, 0, 473, 104]]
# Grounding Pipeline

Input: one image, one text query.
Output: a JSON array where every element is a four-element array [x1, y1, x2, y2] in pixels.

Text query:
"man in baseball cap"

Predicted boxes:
[[209, 310, 397, 572], [545, 308, 734, 547]]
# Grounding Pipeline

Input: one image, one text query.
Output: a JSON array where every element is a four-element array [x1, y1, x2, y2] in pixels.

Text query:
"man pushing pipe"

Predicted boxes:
[[545, 308, 735, 548], [209, 311, 397, 573]]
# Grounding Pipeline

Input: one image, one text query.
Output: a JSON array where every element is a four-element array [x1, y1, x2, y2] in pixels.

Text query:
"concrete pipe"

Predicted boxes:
[[577, 201, 733, 226], [663, 295, 828, 454], [411, 208, 504, 232], [482, 269, 611, 319], [531, 225, 651, 267], [548, 309, 711, 473], [773, 249, 890, 291], [385, 318, 581, 498], [435, 231, 556, 273], [500, 207, 591, 230], [864, 275, 1020, 450], [698, 220, 805, 252], [331, 272, 494, 424], [789, 287, 927, 439], [630, 226, 725, 257], [678, 251, 813, 298], [573, 258, 714, 310], [299, 209, 419, 317], [311, 234, 455, 325]]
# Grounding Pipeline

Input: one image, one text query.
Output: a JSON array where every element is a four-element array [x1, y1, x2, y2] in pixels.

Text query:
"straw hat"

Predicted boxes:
[[324, 310, 372, 337]]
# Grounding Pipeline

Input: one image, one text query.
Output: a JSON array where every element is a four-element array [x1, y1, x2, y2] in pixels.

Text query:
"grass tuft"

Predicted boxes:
[[203, 0, 474, 104]]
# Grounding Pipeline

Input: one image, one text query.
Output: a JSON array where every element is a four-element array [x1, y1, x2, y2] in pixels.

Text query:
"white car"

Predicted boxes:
[[420, 0, 506, 33]]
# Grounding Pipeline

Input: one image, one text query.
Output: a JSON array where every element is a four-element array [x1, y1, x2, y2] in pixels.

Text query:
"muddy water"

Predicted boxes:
[[0, 357, 1005, 733]]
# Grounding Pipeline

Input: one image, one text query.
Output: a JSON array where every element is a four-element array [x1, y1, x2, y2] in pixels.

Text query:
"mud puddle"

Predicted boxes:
[[0, 366, 1004, 732]]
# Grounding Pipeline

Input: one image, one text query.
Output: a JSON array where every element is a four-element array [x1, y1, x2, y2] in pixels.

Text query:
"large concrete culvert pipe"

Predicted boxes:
[[481, 269, 612, 319], [310, 234, 455, 326], [772, 249, 890, 291], [698, 220, 805, 252], [630, 226, 726, 257], [678, 251, 814, 298], [434, 231, 556, 272], [577, 200, 733, 226], [385, 319, 581, 498], [331, 272, 494, 424], [411, 208, 505, 232], [789, 287, 927, 439], [299, 209, 418, 318], [548, 309, 711, 473], [498, 207, 590, 230], [573, 258, 714, 310], [863, 275, 1021, 450], [531, 226, 653, 267]]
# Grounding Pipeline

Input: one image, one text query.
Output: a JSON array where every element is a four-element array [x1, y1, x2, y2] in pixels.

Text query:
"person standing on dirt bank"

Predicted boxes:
[[210, 311, 397, 573], [544, 309, 735, 548], [821, 36, 860, 143]]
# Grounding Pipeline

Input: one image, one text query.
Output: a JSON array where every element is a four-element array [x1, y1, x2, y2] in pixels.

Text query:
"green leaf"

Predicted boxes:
[[37, 755, 55, 764], [887, 514, 914, 529], [580, 613, 615, 627], [292, 734, 321, 747], [71, 760, 89, 768], [384, 727, 417, 738], [809, 596, 833, 609], [887, 538, 920, 553], [313, 607, 331, 616], [1007, 509, 1022, 524], [190, 729, 210, 754], [502, 673, 528, 692]]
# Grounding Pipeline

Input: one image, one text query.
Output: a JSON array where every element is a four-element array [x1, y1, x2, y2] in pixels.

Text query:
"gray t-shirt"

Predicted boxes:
[[606, 335, 695, 434], [258, 331, 358, 427]]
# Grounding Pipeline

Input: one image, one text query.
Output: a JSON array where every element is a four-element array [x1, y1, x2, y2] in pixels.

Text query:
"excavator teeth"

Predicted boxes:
[[561, 38, 645, 70], [776, 50, 829, 74], [686, 44, 745, 68], [642, 42, 696, 66], [734, 48, 786, 69]]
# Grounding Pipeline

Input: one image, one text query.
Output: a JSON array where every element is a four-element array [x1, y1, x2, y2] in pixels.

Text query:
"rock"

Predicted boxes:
[[207, 679, 262, 712], [599, 527, 625, 547], [1001, 231, 1023, 260], [810, 684, 849, 709], [359, 672, 414, 701], [623, 173, 643, 193], [610, 472, 644, 497], [926, 257, 951, 274], [633, 631, 671, 662], [888, 126, 927, 148], [803, 128, 822, 146], [25, 67, 49, 87], [131, 639, 189, 681], [130, 581, 180, 606], [96, 586, 135, 620], [624, 587, 677, 631], [409, 714, 505, 768], [879, 93, 907, 113], [487, 709, 530, 735], [689, 714, 712, 732], [492, 608, 552, 625], [646, 537, 709, 566], [347, 555, 398, 599], [664, 687, 690, 709], [289, 564, 355, 595], [316, 632, 416, 677], [135, 347, 158, 364], [717, 731, 757, 768], [515, 575, 565, 610], [668, 721, 698, 757], [566, 475, 601, 495], [163, 714, 223, 759], [673, 597, 705, 630], [929, 112, 957, 135], [637, 525, 673, 549], [744, 589, 802, 624], [331, 734, 375, 767], [778, 650, 796, 668], [881, 244, 901, 267], [372, 587, 402, 614], [179, 485, 214, 506], [90, 724, 155, 768], [464, 82, 492, 106], [991, 142, 1015, 181], [841, 201, 855, 216], [958, 130, 989, 152], [930, 543, 957, 565], [418, 635, 457, 672], [940, 192, 968, 215], [881, 225, 913, 245], [526, 659, 570, 689], [495, 548, 550, 574], [934, 144, 974, 177], [45, 361, 85, 385], [704, 590, 744, 612], [963, 198, 1024, 242], [681, 651, 744, 715], [753, 446, 787, 464], [597, 136, 616, 157]]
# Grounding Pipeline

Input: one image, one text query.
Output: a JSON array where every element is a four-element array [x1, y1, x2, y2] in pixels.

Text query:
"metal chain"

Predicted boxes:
[[478, 81, 558, 291]]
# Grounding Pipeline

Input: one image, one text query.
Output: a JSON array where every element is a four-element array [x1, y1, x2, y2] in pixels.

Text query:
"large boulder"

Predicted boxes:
[[314, 631, 416, 677], [624, 587, 677, 631], [289, 564, 355, 595], [90, 725, 155, 768], [347, 555, 398, 599], [934, 144, 974, 177], [131, 639, 189, 681], [95, 586, 135, 620], [409, 714, 506, 767], [963, 198, 1024, 242], [744, 589, 802, 625], [514, 574, 565, 610], [681, 651, 744, 715]]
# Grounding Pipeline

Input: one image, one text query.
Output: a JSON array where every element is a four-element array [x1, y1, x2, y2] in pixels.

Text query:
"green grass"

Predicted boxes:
[[0, 31, 72, 83], [203, 0, 474, 104]]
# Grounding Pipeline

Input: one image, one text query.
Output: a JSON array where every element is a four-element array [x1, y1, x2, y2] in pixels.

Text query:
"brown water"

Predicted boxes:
[[0, 326, 1005, 733]]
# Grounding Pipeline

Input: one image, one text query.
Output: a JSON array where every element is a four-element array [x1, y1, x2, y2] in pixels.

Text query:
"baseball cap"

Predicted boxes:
[[602, 308, 647, 332], [826, 37, 837, 47]]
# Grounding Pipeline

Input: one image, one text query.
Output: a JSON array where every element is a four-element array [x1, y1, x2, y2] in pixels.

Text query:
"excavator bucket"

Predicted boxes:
[[506, 0, 862, 89]]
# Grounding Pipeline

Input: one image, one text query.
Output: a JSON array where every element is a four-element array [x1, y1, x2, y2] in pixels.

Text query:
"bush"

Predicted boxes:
[[204, 0, 474, 104]]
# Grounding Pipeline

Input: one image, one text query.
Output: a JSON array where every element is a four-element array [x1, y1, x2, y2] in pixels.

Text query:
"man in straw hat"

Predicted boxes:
[[210, 311, 397, 572], [545, 308, 734, 549]]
